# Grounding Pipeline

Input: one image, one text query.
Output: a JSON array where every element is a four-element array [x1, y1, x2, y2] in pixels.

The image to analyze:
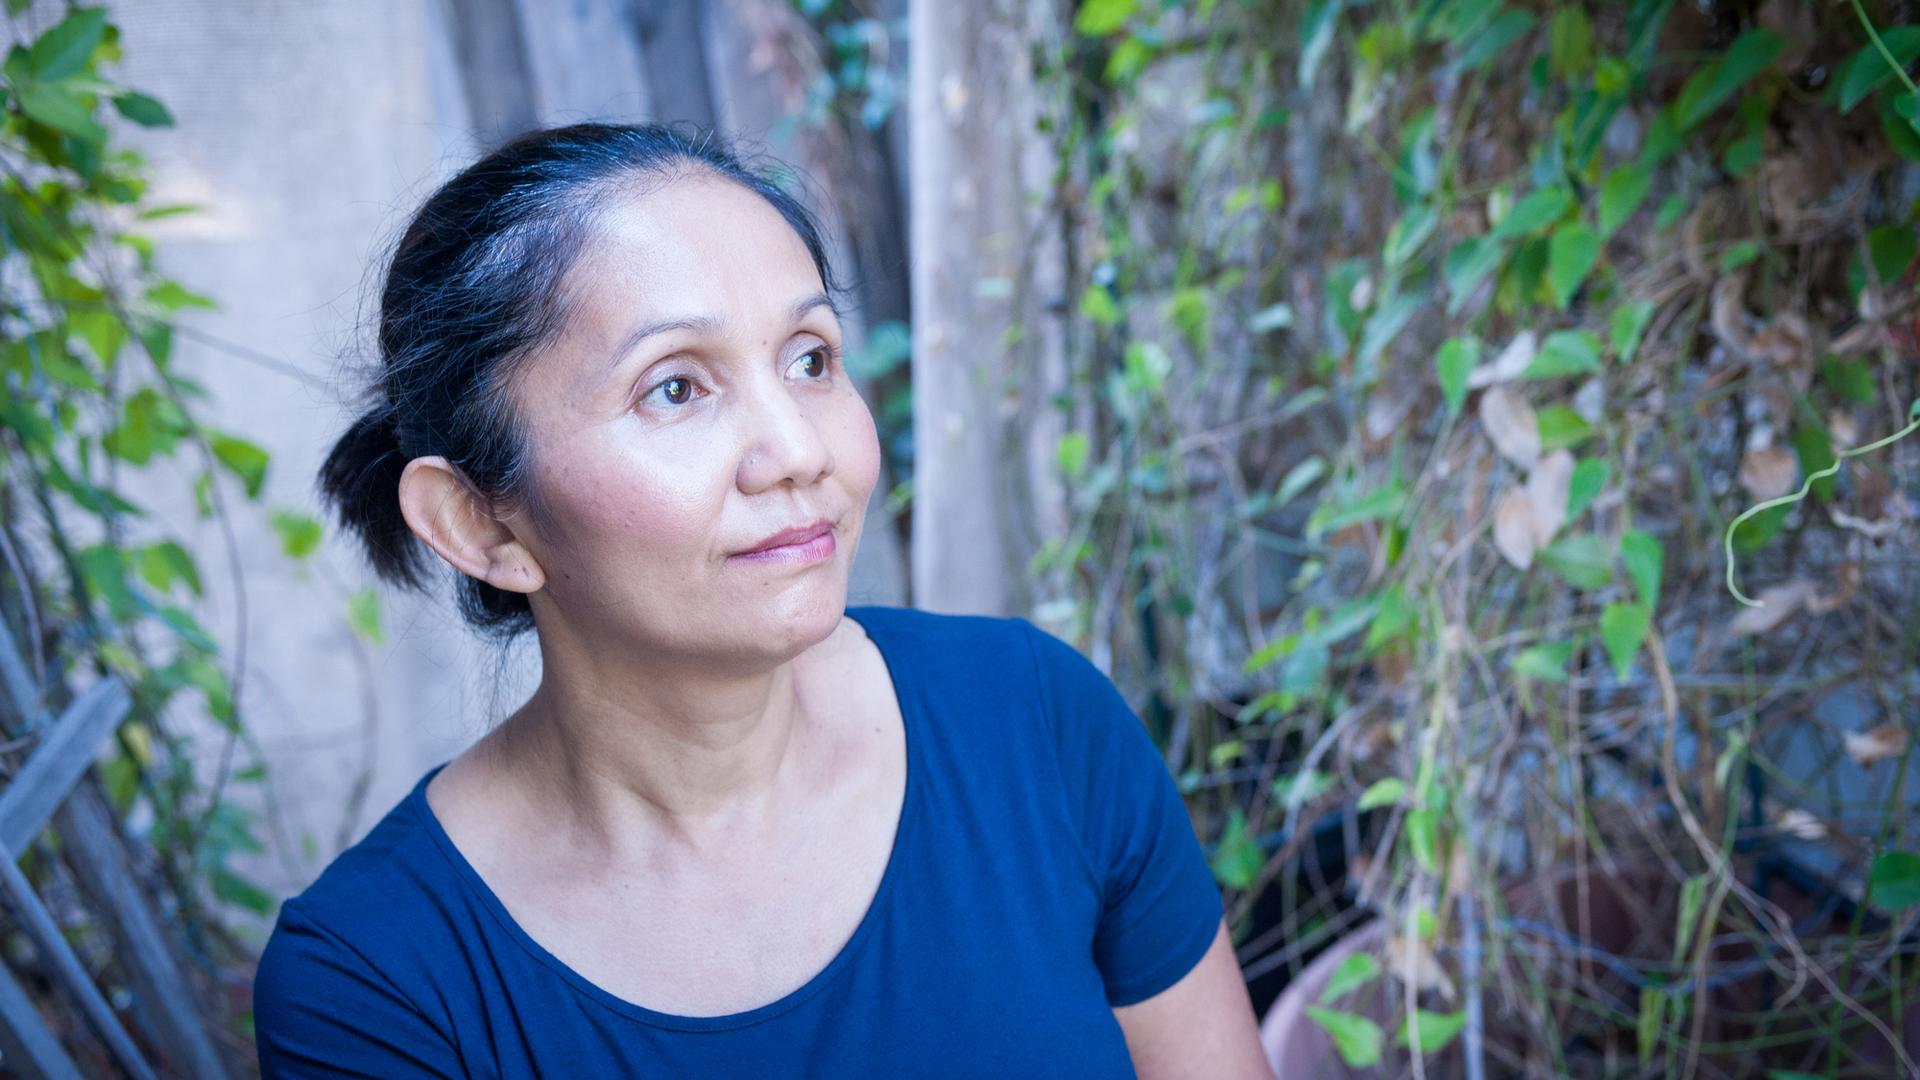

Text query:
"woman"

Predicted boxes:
[[253, 121, 1271, 1078]]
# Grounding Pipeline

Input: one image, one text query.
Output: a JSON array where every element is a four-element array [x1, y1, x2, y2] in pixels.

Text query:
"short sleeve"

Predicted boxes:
[[252, 899, 463, 1078], [1017, 618, 1225, 1007]]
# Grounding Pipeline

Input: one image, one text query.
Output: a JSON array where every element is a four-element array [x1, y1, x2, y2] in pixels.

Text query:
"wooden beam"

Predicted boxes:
[[0, 834, 155, 1080], [56, 786, 231, 1080], [0, 678, 129, 856], [0, 955, 81, 1080]]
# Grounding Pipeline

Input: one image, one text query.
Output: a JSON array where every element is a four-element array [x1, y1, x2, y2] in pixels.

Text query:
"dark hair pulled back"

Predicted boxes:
[[318, 121, 845, 640]]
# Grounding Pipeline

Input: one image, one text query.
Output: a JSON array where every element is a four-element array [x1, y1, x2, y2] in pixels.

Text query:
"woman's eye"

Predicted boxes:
[[642, 374, 703, 409], [797, 345, 838, 379]]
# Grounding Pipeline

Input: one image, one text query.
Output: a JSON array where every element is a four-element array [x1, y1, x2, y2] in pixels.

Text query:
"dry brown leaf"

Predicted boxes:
[[1776, 807, 1827, 841], [1710, 274, 1753, 358], [1807, 562, 1862, 614], [1729, 579, 1817, 636], [1526, 450, 1574, 543], [1738, 446, 1799, 500], [1830, 322, 1882, 354], [1468, 330, 1537, 389], [1844, 724, 1910, 767], [1494, 486, 1538, 570], [1749, 312, 1812, 368], [1828, 409, 1859, 450], [1385, 934, 1457, 1001], [1479, 385, 1540, 470]]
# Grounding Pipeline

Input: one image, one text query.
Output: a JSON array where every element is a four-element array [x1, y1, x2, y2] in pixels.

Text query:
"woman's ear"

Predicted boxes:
[[396, 456, 547, 594]]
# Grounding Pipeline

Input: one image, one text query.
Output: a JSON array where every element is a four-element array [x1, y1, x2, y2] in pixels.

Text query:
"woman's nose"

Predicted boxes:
[[736, 368, 833, 492]]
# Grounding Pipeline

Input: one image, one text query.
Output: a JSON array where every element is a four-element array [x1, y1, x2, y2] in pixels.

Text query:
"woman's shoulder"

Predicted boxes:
[[259, 766, 466, 974], [845, 603, 1059, 683], [252, 766, 478, 1072]]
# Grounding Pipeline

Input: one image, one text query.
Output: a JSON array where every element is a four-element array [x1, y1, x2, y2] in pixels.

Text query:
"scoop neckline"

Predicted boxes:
[[406, 604, 918, 1033]]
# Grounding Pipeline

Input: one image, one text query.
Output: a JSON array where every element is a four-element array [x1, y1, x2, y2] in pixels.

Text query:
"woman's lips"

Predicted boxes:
[[727, 527, 836, 566]]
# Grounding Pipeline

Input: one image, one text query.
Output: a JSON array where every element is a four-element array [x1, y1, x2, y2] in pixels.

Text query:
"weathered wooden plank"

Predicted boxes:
[[0, 833, 155, 1080], [56, 785, 231, 1080], [0, 623, 230, 1078], [0, 951, 82, 1080], [0, 678, 130, 856]]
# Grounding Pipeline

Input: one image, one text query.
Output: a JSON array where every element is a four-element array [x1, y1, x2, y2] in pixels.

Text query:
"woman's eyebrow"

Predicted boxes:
[[597, 292, 837, 386]]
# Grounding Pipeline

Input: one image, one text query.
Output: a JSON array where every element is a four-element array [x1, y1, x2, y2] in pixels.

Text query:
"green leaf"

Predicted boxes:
[[1620, 529, 1663, 608], [1454, 9, 1534, 73], [1610, 298, 1655, 362], [1673, 30, 1783, 131], [270, 509, 324, 559], [1720, 240, 1760, 271], [1731, 503, 1790, 551], [1722, 132, 1763, 177], [70, 308, 127, 368], [1638, 986, 1667, 1065], [1384, 204, 1437, 267], [1491, 185, 1572, 240], [1399, 1009, 1468, 1053], [1248, 303, 1294, 333], [1306, 1008, 1384, 1068], [137, 541, 202, 598], [1600, 602, 1649, 681], [1357, 778, 1405, 812], [347, 588, 384, 645], [1309, 485, 1405, 536], [1567, 458, 1609, 519], [111, 90, 173, 127], [1547, 223, 1599, 309], [1210, 806, 1265, 888], [144, 279, 219, 312], [182, 657, 234, 726], [1073, 0, 1136, 35], [1298, 0, 1343, 87], [1539, 534, 1611, 590], [1436, 337, 1477, 414], [211, 435, 269, 498], [1513, 640, 1575, 682], [1870, 852, 1920, 912], [1363, 584, 1416, 652], [1404, 807, 1439, 872], [1547, 7, 1591, 81], [1523, 330, 1602, 379], [1537, 405, 1593, 451], [211, 865, 275, 915], [15, 82, 105, 142], [1821, 357, 1877, 404], [1867, 223, 1916, 287], [1833, 27, 1920, 112], [1280, 634, 1330, 696], [1079, 284, 1120, 328], [1321, 953, 1381, 1003], [27, 6, 107, 81], [1275, 456, 1326, 506], [1597, 164, 1649, 238], [1356, 290, 1423, 373], [1792, 422, 1839, 502], [1275, 769, 1335, 807], [1443, 236, 1505, 313], [1653, 193, 1687, 231]]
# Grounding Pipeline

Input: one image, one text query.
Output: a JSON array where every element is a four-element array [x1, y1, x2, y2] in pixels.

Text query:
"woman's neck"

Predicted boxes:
[[492, 636, 828, 861]]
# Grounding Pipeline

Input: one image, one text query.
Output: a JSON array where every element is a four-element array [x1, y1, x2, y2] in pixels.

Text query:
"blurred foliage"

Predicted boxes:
[[0, 0, 365, 1045], [1041, 0, 1920, 1073]]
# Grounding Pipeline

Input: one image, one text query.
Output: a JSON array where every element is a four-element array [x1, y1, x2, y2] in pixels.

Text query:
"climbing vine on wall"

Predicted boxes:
[[1043, 0, 1920, 1072]]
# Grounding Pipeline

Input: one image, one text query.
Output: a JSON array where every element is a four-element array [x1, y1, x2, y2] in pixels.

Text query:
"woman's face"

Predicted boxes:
[[503, 170, 880, 669]]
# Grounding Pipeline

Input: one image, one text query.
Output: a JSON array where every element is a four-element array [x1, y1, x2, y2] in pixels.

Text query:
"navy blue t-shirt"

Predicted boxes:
[[252, 605, 1225, 1077]]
